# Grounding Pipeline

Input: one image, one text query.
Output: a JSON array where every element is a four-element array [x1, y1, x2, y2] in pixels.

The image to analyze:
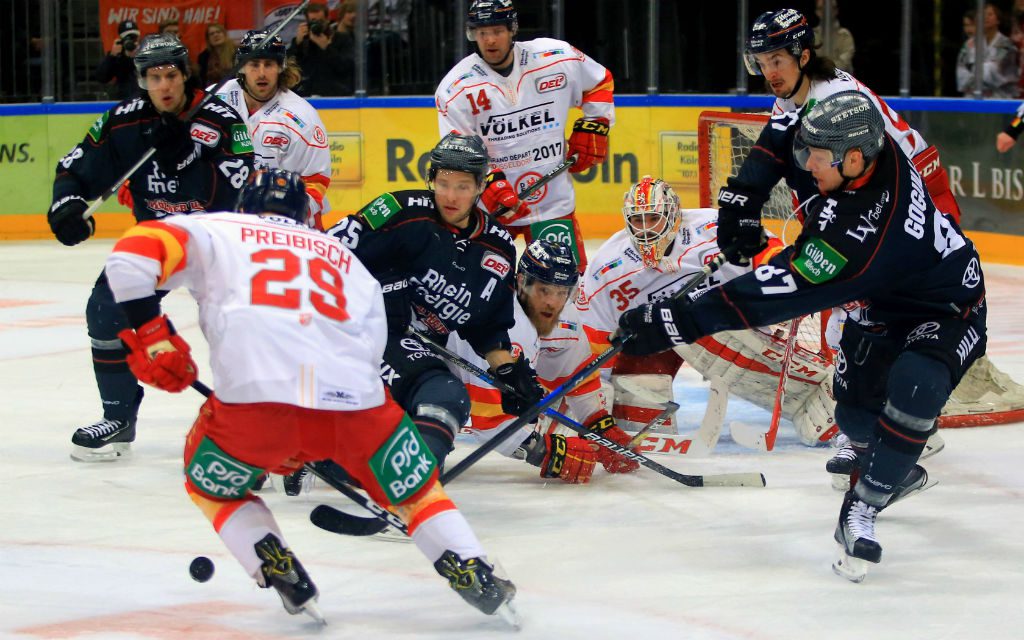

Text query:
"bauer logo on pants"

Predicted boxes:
[[370, 416, 437, 504], [187, 436, 262, 499]]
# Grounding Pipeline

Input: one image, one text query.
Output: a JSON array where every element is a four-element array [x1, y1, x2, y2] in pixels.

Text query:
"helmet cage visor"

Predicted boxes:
[[622, 178, 680, 268]]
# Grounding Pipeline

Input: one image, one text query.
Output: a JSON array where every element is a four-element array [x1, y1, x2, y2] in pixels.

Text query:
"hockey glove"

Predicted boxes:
[[716, 183, 767, 266], [48, 195, 95, 246], [119, 315, 197, 393], [567, 117, 610, 173], [521, 432, 599, 484], [587, 414, 640, 474], [492, 356, 545, 416], [617, 300, 702, 357], [480, 171, 531, 224], [150, 112, 195, 174]]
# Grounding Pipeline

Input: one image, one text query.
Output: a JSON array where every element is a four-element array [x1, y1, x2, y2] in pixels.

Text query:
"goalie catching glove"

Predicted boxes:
[[567, 117, 610, 173], [586, 414, 639, 473], [519, 431, 599, 484], [119, 315, 197, 393], [480, 170, 531, 224]]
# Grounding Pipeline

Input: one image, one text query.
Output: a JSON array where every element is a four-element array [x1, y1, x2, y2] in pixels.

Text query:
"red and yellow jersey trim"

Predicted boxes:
[[113, 220, 190, 286], [582, 69, 615, 105]]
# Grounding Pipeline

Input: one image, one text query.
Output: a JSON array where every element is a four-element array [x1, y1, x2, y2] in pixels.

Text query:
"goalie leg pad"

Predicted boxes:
[[611, 373, 677, 432]]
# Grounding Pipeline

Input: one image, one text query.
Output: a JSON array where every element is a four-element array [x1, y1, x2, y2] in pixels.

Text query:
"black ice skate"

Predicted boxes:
[[884, 464, 938, 509], [832, 490, 882, 583], [434, 550, 519, 628], [254, 533, 326, 625], [70, 417, 136, 462], [825, 434, 862, 491], [282, 467, 312, 496]]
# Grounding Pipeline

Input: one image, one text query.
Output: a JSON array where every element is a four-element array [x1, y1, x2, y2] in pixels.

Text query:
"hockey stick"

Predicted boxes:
[[82, 1, 310, 220], [408, 328, 763, 488], [490, 156, 576, 218], [729, 316, 803, 452]]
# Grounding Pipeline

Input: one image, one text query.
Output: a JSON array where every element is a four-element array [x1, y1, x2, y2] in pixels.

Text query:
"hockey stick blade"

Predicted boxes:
[[310, 504, 389, 536]]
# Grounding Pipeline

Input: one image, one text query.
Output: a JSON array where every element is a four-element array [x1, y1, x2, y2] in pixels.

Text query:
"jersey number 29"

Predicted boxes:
[[250, 248, 350, 322]]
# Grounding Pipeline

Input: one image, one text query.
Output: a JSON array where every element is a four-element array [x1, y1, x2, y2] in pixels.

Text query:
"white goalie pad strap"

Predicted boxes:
[[674, 328, 832, 420], [791, 374, 838, 446], [611, 373, 677, 433]]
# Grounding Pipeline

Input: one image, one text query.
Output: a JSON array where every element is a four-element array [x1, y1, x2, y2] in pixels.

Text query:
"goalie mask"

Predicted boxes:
[[622, 176, 681, 269]]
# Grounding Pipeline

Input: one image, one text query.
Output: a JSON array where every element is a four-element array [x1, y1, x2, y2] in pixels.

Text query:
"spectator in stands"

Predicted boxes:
[[957, 4, 1019, 99], [95, 19, 141, 100], [814, 0, 855, 72], [158, 20, 180, 37], [1009, 0, 1024, 96], [288, 2, 354, 96], [198, 23, 237, 86]]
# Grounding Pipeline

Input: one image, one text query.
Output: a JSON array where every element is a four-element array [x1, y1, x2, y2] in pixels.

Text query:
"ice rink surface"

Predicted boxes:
[[2, 239, 1022, 640]]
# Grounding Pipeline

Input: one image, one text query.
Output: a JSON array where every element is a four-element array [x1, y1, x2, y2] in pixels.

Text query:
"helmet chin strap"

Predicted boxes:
[[782, 64, 807, 101]]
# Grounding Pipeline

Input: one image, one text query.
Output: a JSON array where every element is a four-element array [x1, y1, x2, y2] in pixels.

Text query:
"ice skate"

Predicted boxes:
[[825, 433, 860, 491], [884, 464, 937, 508], [282, 467, 313, 496], [832, 490, 881, 583], [922, 431, 945, 460], [434, 550, 519, 628], [70, 417, 136, 462], [254, 533, 326, 625]]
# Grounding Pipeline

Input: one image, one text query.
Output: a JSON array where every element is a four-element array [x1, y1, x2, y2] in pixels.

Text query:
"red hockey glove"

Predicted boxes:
[[480, 171, 531, 223], [119, 315, 197, 393], [587, 414, 640, 474], [913, 145, 961, 222], [567, 117, 610, 173], [117, 180, 134, 210], [522, 432, 599, 484]]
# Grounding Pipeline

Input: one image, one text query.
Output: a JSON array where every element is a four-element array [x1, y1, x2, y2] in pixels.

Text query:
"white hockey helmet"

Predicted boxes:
[[622, 176, 681, 268]]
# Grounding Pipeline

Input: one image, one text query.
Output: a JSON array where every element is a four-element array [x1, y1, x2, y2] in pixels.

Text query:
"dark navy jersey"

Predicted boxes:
[[686, 131, 985, 335], [328, 190, 517, 356], [52, 89, 255, 221]]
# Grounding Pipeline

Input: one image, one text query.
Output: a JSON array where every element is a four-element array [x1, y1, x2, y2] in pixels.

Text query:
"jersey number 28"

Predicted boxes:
[[250, 248, 349, 322]]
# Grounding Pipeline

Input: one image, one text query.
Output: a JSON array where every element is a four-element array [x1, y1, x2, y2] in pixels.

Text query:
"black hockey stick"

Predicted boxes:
[[408, 328, 765, 488], [489, 155, 576, 219], [82, 0, 310, 220]]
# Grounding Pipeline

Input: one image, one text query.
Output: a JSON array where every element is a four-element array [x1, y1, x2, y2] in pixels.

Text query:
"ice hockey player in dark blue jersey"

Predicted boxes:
[[618, 91, 987, 582], [328, 133, 545, 470]]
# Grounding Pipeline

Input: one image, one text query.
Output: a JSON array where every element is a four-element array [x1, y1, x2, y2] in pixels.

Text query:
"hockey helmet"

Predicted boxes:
[[466, 0, 518, 41], [622, 176, 681, 269], [236, 169, 309, 224], [235, 30, 288, 69], [793, 91, 885, 171], [134, 34, 190, 88], [744, 9, 814, 76], [428, 133, 490, 186], [519, 239, 579, 289]]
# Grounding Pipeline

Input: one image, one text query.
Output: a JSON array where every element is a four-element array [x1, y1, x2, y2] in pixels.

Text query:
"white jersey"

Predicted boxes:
[[217, 79, 332, 221], [105, 212, 387, 410], [435, 38, 614, 226], [772, 70, 930, 162], [579, 209, 776, 343]]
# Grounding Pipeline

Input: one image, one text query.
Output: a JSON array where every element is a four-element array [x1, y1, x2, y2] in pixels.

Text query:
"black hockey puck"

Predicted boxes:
[[189, 556, 215, 582]]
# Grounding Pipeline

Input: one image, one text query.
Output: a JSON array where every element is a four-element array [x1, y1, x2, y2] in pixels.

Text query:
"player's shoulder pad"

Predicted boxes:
[[679, 208, 719, 244], [438, 57, 491, 98], [358, 190, 434, 230], [101, 96, 149, 130], [586, 230, 640, 282], [520, 37, 581, 63], [479, 215, 515, 255]]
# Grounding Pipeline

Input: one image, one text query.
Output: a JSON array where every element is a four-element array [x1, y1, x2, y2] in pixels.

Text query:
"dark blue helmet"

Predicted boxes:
[[134, 34, 190, 88], [518, 239, 579, 288], [466, 0, 518, 41], [235, 29, 288, 69], [744, 9, 814, 76], [236, 169, 308, 223]]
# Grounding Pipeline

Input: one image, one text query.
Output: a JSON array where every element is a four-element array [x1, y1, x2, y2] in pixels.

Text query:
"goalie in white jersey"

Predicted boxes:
[[579, 176, 839, 447], [216, 30, 332, 229], [102, 170, 517, 624], [450, 239, 639, 483], [435, 0, 615, 271]]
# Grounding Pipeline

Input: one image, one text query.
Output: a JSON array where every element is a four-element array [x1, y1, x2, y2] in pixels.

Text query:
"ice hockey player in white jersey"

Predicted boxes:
[[449, 239, 639, 483], [579, 176, 839, 446], [216, 30, 331, 228], [102, 169, 517, 624], [435, 0, 615, 271]]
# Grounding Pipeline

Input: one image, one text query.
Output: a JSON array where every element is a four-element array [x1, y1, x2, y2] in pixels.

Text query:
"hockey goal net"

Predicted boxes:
[[697, 110, 1024, 428]]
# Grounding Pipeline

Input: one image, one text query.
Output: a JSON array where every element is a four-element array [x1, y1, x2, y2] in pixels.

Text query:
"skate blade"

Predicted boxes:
[[921, 433, 945, 460], [888, 477, 939, 507], [829, 472, 851, 492], [495, 599, 521, 630], [70, 442, 131, 463], [371, 526, 412, 543], [832, 545, 869, 583], [302, 600, 327, 626]]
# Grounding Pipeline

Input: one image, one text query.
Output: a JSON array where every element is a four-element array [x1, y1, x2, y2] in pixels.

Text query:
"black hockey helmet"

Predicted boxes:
[[518, 239, 579, 289], [744, 9, 814, 76], [235, 29, 288, 69], [134, 34, 190, 88], [466, 0, 518, 41], [794, 91, 885, 170], [428, 133, 490, 186], [236, 169, 309, 224]]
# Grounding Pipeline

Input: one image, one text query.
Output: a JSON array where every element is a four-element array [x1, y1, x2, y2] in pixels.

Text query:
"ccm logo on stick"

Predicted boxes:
[[536, 73, 567, 93]]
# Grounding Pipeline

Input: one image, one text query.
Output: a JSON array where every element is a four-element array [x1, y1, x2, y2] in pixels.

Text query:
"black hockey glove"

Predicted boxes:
[[492, 357, 545, 416], [716, 183, 767, 266], [381, 279, 411, 335], [48, 195, 95, 246], [617, 299, 702, 356], [149, 112, 195, 173]]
